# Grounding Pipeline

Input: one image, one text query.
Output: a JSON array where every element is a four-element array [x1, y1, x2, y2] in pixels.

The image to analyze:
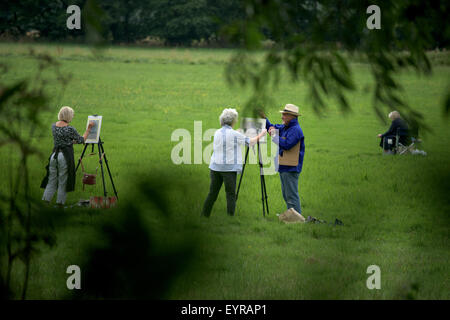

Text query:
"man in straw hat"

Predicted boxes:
[[260, 104, 305, 216]]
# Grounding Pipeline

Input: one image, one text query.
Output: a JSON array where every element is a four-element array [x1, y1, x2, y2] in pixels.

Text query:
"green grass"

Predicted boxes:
[[0, 42, 449, 299]]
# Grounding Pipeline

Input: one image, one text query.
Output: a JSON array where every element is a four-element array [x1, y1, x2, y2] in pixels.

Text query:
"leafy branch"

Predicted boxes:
[[0, 50, 70, 299]]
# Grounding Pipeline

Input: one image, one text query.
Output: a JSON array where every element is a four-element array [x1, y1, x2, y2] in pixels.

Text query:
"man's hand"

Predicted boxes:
[[377, 134, 382, 138], [268, 126, 276, 136]]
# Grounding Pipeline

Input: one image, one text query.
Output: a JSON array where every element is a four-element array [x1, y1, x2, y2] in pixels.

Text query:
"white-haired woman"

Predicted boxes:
[[377, 111, 410, 154], [201, 108, 267, 217], [41, 106, 94, 207]]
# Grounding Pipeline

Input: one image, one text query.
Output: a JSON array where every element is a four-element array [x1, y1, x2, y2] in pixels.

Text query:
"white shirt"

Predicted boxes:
[[209, 125, 250, 172]]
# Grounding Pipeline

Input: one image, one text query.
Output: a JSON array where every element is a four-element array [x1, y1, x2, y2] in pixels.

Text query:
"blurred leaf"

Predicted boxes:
[[444, 89, 450, 116]]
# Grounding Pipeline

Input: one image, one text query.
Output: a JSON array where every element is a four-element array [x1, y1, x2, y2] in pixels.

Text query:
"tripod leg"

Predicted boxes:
[[75, 143, 89, 173], [235, 146, 249, 201], [260, 175, 266, 217], [257, 141, 266, 217], [99, 140, 119, 199], [98, 142, 107, 198], [262, 174, 269, 215]]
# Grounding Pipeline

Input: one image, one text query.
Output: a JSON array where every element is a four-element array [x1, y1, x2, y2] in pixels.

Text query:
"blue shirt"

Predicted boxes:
[[209, 125, 250, 173], [266, 118, 305, 173]]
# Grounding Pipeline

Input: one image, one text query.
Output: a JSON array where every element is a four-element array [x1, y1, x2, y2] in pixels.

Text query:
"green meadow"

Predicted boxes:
[[0, 42, 449, 299]]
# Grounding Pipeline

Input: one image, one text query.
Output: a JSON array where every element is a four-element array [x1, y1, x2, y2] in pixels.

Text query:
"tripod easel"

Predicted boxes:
[[236, 140, 269, 217], [75, 136, 118, 199]]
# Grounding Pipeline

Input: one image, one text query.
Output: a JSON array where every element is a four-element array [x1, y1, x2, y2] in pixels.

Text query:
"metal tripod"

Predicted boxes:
[[236, 140, 269, 217], [75, 137, 118, 199]]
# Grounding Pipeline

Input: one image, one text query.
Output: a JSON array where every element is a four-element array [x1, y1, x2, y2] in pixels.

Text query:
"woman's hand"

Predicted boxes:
[[259, 128, 267, 138], [82, 121, 95, 142], [249, 129, 267, 146]]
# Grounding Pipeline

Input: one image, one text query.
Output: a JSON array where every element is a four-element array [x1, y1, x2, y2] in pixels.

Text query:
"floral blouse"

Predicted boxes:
[[52, 123, 84, 148]]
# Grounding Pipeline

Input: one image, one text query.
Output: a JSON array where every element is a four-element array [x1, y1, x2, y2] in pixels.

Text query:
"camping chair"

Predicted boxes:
[[394, 127, 422, 155]]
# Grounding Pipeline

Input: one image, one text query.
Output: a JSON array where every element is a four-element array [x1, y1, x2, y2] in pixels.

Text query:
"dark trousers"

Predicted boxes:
[[379, 135, 396, 151], [201, 170, 237, 217]]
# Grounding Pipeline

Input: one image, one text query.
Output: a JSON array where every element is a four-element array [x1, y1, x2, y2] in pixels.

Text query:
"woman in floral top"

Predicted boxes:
[[41, 106, 94, 207]]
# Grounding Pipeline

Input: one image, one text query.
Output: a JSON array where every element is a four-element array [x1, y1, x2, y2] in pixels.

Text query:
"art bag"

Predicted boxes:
[[277, 208, 305, 224], [90, 196, 117, 209], [79, 152, 105, 191], [279, 141, 300, 166]]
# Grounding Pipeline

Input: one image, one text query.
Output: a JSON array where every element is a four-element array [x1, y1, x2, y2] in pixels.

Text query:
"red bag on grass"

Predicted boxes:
[[90, 196, 117, 209]]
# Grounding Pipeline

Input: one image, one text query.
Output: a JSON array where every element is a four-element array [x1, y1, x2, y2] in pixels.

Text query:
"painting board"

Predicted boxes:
[[85, 115, 102, 143], [239, 117, 267, 143]]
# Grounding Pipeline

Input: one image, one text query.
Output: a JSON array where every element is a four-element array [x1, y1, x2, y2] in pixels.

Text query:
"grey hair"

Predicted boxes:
[[58, 106, 74, 122], [219, 108, 238, 126], [388, 111, 401, 120]]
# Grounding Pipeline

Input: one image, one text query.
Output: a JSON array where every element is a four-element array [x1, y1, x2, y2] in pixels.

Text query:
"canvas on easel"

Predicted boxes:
[[76, 114, 119, 200], [85, 115, 102, 143], [235, 117, 270, 217], [240, 117, 267, 143]]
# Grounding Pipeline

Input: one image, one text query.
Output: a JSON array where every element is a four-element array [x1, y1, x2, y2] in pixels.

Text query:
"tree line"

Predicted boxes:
[[0, 0, 448, 48]]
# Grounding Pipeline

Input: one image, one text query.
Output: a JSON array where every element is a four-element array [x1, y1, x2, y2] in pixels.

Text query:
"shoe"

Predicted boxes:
[[77, 199, 90, 207], [306, 216, 318, 223]]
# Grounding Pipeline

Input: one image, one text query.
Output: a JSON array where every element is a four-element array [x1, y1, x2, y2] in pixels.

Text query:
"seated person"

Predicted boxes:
[[377, 111, 410, 153]]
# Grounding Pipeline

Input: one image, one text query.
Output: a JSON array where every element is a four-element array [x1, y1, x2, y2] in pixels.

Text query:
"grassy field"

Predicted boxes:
[[0, 42, 449, 299]]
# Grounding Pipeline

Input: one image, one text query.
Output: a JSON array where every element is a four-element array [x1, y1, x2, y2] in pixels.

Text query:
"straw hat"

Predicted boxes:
[[279, 103, 300, 116]]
